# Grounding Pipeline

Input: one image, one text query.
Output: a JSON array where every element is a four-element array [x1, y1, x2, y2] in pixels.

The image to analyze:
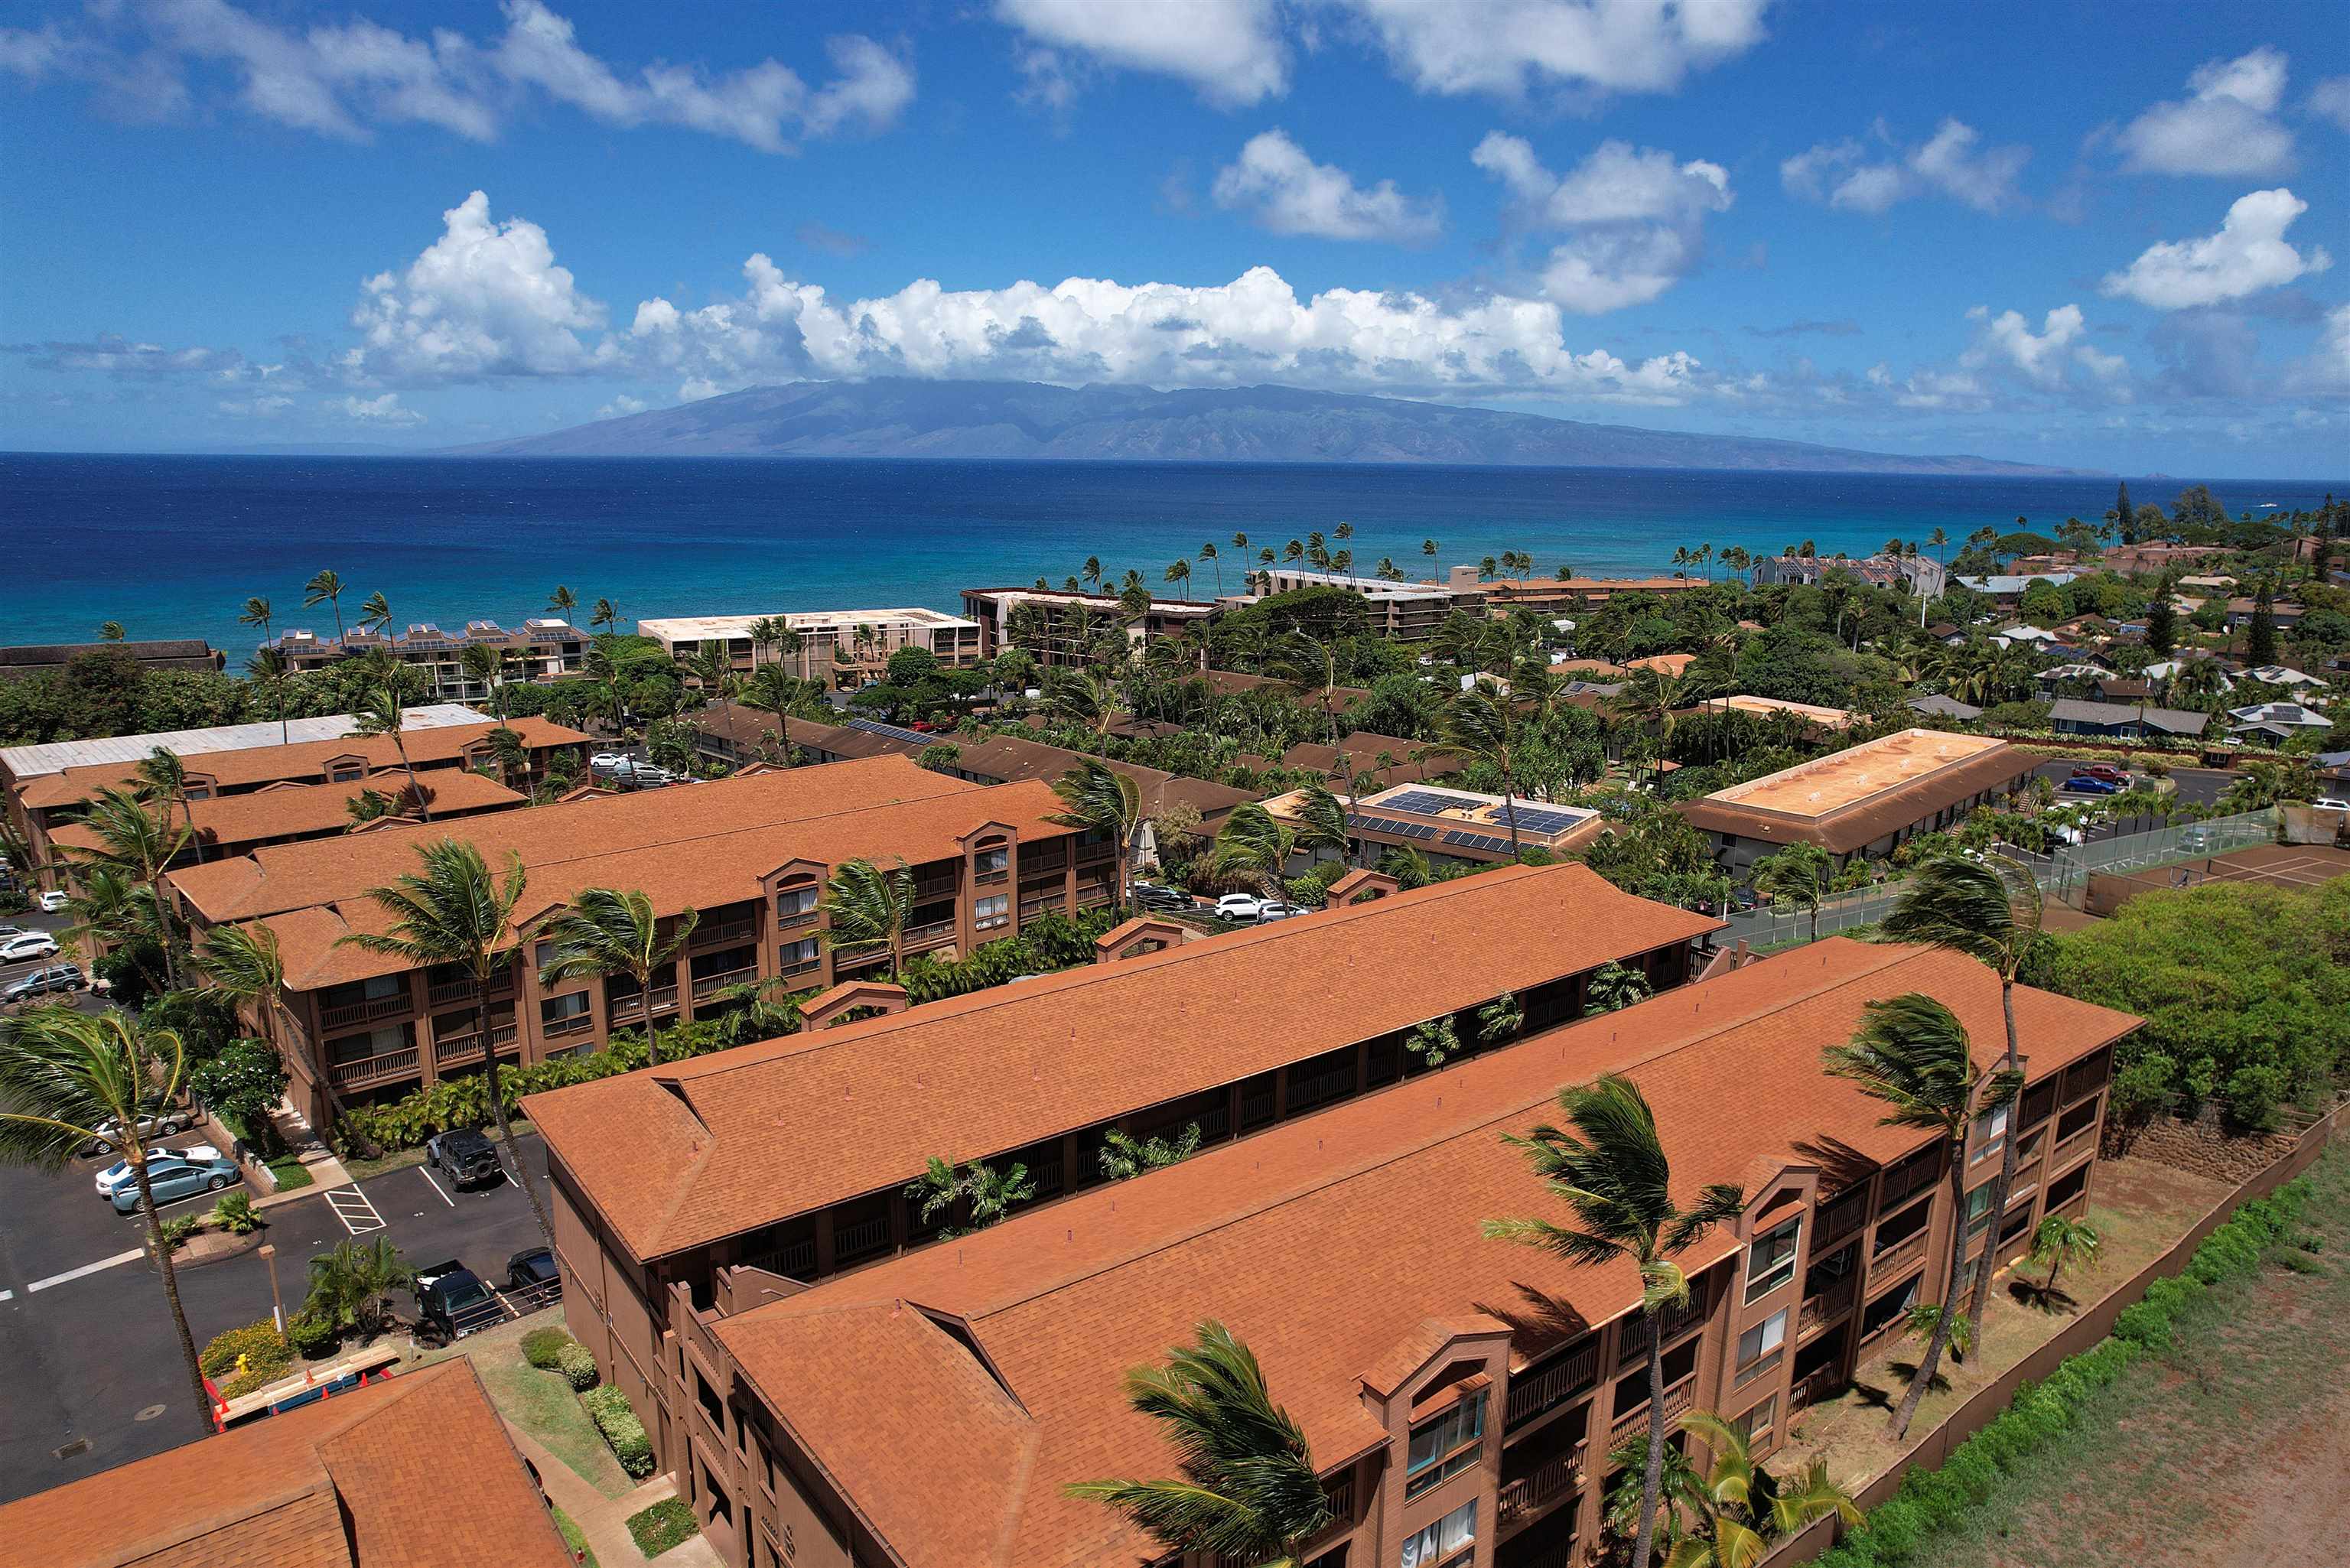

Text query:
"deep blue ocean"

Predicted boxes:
[[3, 454, 2342, 655]]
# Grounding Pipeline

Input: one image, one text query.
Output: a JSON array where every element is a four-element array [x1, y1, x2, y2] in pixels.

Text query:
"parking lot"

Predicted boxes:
[[0, 1133, 553, 1502]]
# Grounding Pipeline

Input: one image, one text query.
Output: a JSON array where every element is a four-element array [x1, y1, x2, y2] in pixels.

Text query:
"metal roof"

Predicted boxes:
[[0, 704, 492, 779]]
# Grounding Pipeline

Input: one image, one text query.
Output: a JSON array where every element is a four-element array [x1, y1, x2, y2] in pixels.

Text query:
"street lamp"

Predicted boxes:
[[259, 1243, 283, 1332]]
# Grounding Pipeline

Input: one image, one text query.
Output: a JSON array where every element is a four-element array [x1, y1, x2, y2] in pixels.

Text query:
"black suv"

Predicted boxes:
[[425, 1127, 504, 1188], [413, 1259, 503, 1344]]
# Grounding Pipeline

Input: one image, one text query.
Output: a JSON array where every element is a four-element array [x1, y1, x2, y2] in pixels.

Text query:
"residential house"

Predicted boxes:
[[1319, 781, 1610, 868], [2225, 701, 2332, 745], [1906, 694, 1984, 721], [2046, 700, 2212, 740]]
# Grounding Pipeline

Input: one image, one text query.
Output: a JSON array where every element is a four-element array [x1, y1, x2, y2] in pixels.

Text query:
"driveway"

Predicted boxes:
[[0, 1134, 553, 1503]]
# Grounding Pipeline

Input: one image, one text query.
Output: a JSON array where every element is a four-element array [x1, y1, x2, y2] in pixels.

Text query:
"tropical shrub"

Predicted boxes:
[[212, 1190, 258, 1235], [200, 1321, 294, 1381], [558, 1342, 601, 1391], [158, 1215, 201, 1251], [626, 1498, 700, 1557], [520, 1326, 574, 1370], [581, 1384, 655, 1477], [188, 1037, 290, 1149], [287, 1306, 340, 1359]]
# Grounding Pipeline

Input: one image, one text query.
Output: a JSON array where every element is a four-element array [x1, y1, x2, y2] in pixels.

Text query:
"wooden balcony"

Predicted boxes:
[[320, 990, 413, 1030], [428, 972, 512, 1009], [544, 1012, 594, 1039], [692, 966, 757, 1000], [606, 985, 680, 1026], [776, 956, 822, 982], [1798, 1274, 1858, 1339], [1284, 1061, 1357, 1116], [1788, 1363, 1841, 1414], [1497, 1441, 1587, 1533], [1871, 1228, 1930, 1282], [902, 918, 956, 951], [834, 1213, 893, 1267], [1616, 1296, 1703, 1368], [692, 916, 759, 948], [738, 1237, 818, 1280], [1818, 1185, 1871, 1245], [435, 1024, 519, 1068], [329, 1047, 419, 1089], [1606, 1374, 1694, 1448], [1506, 1339, 1600, 1430], [2050, 1125, 2097, 1170]]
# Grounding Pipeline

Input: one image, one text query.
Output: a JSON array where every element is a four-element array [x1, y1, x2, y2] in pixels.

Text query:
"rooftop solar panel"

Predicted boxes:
[[1381, 789, 1473, 815], [1505, 806, 1589, 834], [841, 717, 933, 746]]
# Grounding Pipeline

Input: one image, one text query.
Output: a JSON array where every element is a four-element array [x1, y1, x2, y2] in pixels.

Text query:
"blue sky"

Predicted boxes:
[[3, 0, 2345, 475]]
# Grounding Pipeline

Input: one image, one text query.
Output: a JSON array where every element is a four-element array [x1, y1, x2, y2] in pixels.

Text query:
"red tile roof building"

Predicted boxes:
[[648, 940, 2130, 1568]]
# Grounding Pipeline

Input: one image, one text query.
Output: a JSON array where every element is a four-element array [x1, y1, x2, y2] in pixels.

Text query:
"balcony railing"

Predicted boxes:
[[1284, 1062, 1357, 1116], [776, 955, 822, 981], [1606, 1374, 1694, 1448], [833, 1213, 893, 1267], [435, 1024, 519, 1067], [1871, 1228, 1929, 1281], [1880, 1153, 1940, 1212], [1798, 1274, 1858, 1339], [1496, 1441, 1587, 1531], [738, 1238, 818, 1280], [1788, 1363, 1841, 1414], [1506, 1339, 1600, 1430], [544, 1012, 594, 1039], [2050, 1125, 2097, 1170], [1617, 1296, 1703, 1368], [320, 991, 412, 1030], [1818, 1186, 1871, 1245], [329, 1047, 419, 1089], [607, 985, 679, 1025], [903, 918, 956, 950], [693, 917, 759, 948], [1238, 1082, 1278, 1130], [692, 966, 757, 1000], [428, 971, 511, 1008]]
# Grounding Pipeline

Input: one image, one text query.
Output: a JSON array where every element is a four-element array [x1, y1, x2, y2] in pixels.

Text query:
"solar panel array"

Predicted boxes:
[[1502, 805, 1589, 834], [1443, 829, 1518, 854], [841, 716, 933, 747], [1378, 788, 1475, 815], [1346, 812, 1439, 840]]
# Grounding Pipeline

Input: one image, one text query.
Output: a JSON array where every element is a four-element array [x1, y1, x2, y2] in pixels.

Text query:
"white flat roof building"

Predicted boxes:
[[637, 608, 980, 646], [0, 704, 493, 784]]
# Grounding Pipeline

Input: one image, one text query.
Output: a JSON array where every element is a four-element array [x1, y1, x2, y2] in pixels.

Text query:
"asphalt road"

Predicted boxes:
[[0, 1134, 552, 1503]]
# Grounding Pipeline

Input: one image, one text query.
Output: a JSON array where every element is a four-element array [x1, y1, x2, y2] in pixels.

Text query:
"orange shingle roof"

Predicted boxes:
[[715, 940, 2138, 1568], [526, 862, 1722, 1263], [0, 1359, 571, 1568], [47, 769, 525, 857], [19, 717, 586, 809], [181, 758, 1062, 991]]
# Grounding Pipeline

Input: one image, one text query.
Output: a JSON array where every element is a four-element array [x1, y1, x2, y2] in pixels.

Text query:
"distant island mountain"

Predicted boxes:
[[450, 379, 2094, 475]]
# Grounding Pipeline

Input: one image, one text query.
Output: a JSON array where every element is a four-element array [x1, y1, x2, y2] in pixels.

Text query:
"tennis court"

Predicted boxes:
[[2081, 842, 2350, 915]]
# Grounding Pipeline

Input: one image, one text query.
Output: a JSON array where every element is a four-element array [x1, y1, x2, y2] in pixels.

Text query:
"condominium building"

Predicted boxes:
[[1692, 695, 1859, 732], [0, 1359, 572, 1567], [1238, 568, 1480, 642], [7, 716, 586, 881], [1749, 554, 1947, 598], [523, 863, 1723, 1473], [45, 769, 527, 868], [1326, 780, 1610, 867], [1678, 730, 2038, 870], [1466, 576, 1715, 614], [638, 609, 984, 689], [961, 587, 1219, 668], [268, 618, 588, 701], [161, 755, 1102, 1125], [606, 938, 2130, 1568]]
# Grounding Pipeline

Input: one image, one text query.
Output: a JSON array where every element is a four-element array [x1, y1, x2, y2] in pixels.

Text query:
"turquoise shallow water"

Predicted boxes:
[[2, 454, 2338, 654]]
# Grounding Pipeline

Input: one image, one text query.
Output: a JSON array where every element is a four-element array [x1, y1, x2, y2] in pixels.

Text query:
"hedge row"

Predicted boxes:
[[1811, 1175, 2313, 1568], [581, 1384, 656, 1479]]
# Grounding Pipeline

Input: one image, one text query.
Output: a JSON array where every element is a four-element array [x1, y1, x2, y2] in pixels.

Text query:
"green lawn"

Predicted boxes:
[[552, 1506, 598, 1568], [1916, 1140, 2348, 1568], [626, 1497, 700, 1559], [456, 1312, 634, 1500]]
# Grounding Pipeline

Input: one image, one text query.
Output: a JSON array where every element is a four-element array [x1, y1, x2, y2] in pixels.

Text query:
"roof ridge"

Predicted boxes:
[[656, 864, 1557, 1088], [899, 943, 1932, 1326]]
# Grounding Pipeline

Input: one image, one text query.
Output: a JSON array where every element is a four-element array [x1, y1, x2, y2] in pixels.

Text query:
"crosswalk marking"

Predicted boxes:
[[324, 1186, 386, 1236]]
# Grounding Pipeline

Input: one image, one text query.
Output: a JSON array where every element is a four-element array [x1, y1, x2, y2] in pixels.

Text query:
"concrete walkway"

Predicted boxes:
[[504, 1420, 665, 1566]]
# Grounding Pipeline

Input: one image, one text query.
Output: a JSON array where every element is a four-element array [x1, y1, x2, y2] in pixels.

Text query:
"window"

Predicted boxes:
[[1404, 1395, 1485, 1500], [780, 937, 819, 968], [776, 884, 819, 921], [1398, 1500, 1476, 1568], [541, 991, 590, 1026], [1964, 1181, 1997, 1238], [975, 893, 1011, 930], [1744, 1215, 1801, 1303], [1735, 1309, 1787, 1383], [1738, 1395, 1778, 1448], [327, 1023, 410, 1064], [977, 846, 1009, 874], [533, 940, 555, 973], [1971, 1102, 2010, 1165]]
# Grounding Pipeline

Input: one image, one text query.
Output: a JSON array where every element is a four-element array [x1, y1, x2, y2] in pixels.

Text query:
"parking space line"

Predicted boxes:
[[324, 1186, 386, 1236], [0, 1288, 14, 1301], [28, 1248, 146, 1293], [418, 1166, 454, 1207]]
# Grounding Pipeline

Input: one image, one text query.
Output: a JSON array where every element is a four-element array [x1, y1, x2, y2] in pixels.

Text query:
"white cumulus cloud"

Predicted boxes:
[[1211, 129, 1442, 242], [2117, 47, 2295, 177], [1473, 134, 1731, 312], [994, 0, 1286, 108], [1781, 118, 2028, 213], [1342, 0, 1772, 98], [330, 392, 424, 425], [347, 190, 607, 382], [2099, 188, 2332, 311], [2309, 76, 2350, 135]]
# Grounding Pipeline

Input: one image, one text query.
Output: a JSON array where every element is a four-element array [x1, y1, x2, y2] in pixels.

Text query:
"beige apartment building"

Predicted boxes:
[[268, 618, 588, 701], [161, 755, 1101, 1126], [570, 936, 2129, 1568], [638, 609, 983, 689], [960, 586, 1219, 667]]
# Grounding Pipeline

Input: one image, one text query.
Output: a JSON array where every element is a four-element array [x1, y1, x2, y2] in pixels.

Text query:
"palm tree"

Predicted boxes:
[[537, 889, 698, 1069], [135, 746, 203, 866], [61, 785, 192, 987], [304, 569, 348, 642], [740, 665, 812, 763], [459, 643, 507, 719], [304, 1237, 415, 1340], [547, 585, 578, 622], [747, 614, 795, 672], [195, 921, 360, 1136], [238, 594, 274, 652], [1443, 691, 1530, 854], [1291, 785, 1351, 870], [336, 839, 552, 1248], [1082, 555, 1104, 591], [1881, 856, 2041, 1329], [591, 597, 623, 634], [1749, 842, 1833, 944], [1612, 668, 1688, 786], [0, 1009, 213, 1438], [1644, 1410, 1861, 1568], [2028, 1212, 2102, 1299], [357, 590, 394, 637], [1211, 802, 1297, 899], [348, 666, 434, 822], [1046, 760, 1144, 909], [96, 620, 125, 641], [820, 857, 915, 977], [245, 647, 292, 747], [60, 868, 168, 993], [1822, 992, 2017, 1441], [1484, 1075, 1745, 1568], [1164, 558, 1193, 601], [1067, 1321, 1333, 1565], [1198, 542, 1222, 597]]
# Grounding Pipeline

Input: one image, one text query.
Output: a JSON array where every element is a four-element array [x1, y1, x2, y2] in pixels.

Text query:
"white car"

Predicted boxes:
[[1257, 901, 1309, 922], [588, 752, 629, 774], [95, 1144, 223, 1199], [82, 1108, 194, 1155], [0, 932, 60, 963], [1214, 894, 1266, 922], [37, 890, 70, 913], [2313, 798, 2350, 813]]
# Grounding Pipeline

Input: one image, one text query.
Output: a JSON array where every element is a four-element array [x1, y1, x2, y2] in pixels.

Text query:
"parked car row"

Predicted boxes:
[[1129, 881, 1314, 925], [413, 1248, 561, 1344], [589, 752, 678, 789], [107, 1150, 240, 1214]]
